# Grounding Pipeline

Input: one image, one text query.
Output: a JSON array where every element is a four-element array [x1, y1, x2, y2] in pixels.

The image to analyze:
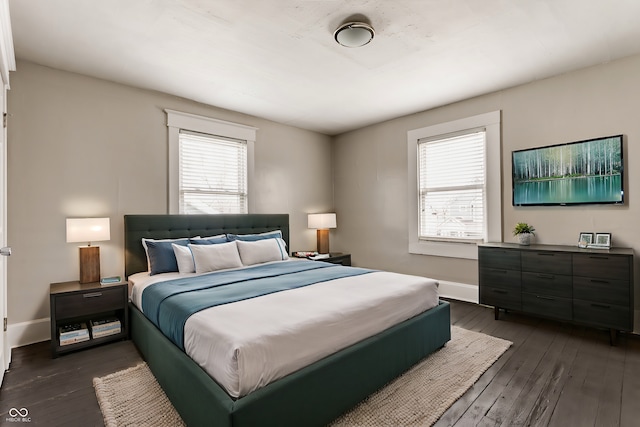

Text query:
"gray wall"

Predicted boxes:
[[7, 60, 333, 325], [332, 54, 640, 308], [7, 52, 640, 331]]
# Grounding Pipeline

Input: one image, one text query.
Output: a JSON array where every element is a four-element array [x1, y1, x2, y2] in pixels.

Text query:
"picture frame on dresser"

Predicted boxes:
[[594, 233, 611, 248], [578, 232, 593, 248], [588, 232, 611, 249]]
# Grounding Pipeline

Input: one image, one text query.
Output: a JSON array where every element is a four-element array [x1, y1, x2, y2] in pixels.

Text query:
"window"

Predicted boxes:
[[179, 131, 247, 214], [408, 111, 501, 259], [166, 110, 256, 214], [418, 130, 485, 242]]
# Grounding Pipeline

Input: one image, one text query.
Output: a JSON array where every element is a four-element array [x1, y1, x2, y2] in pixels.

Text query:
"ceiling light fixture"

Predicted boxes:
[[334, 21, 375, 48]]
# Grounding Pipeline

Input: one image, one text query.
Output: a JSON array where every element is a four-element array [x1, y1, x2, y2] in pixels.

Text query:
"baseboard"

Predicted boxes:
[[8, 317, 50, 349], [438, 280, 479, 304]]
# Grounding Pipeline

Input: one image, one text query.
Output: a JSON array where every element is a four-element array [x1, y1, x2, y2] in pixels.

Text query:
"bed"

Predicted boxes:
[[125, 214, 451, 427]]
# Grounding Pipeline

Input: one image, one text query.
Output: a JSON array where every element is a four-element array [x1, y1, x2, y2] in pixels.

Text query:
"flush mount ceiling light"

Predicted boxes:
[[334, 21, 375, 48]]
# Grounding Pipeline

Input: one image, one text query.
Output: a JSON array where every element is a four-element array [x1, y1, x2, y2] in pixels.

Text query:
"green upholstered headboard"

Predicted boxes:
[[124, 214, 290, 278]]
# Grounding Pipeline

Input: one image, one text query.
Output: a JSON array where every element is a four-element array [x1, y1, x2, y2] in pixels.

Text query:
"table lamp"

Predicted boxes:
[[66, 217, 110, 284], [308, 213, 337, 254]]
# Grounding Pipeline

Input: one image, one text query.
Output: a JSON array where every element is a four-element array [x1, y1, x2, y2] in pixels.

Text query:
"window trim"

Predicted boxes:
[[407, 111, 502, 259], [166, 109, 257, 214]]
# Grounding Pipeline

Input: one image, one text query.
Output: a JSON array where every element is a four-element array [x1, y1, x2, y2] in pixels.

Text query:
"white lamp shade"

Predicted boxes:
[[308, 213, 337, 230], [66, 218, 111, 244]]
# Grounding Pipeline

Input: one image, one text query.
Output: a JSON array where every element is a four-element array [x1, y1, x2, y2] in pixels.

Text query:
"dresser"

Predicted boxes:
[[479, 243, 634, 344]]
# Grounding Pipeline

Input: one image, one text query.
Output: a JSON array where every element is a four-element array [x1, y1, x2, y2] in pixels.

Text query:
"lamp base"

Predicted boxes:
[[317, 229, 330, 254], [79, 246, 100, 284]]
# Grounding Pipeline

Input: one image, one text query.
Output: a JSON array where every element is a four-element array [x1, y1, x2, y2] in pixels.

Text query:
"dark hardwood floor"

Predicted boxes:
[[1, 300, 639, 426], [0, 339, 141, 426]]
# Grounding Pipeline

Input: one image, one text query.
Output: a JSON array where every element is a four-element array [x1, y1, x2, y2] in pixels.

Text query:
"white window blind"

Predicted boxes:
[[179, 130, 247, 214], [418, 130, 486, 242]]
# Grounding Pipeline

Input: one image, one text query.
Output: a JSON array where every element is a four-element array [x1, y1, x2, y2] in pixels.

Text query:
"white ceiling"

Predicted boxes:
[[9, 0, 640, 135]]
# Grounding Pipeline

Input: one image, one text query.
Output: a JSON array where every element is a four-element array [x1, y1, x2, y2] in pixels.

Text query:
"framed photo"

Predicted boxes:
[[578, 232, 593, 246], [593, 233, 612, 248]]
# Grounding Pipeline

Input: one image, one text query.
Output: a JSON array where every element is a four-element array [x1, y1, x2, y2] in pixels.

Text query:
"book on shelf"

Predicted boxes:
[[60, 334, 90, 346], [90, 318, 121, 337], [59, 322, 89, 338], [92, 327, 121, 339], [90, 317, 120, 329], [59, 322, 89, 345]]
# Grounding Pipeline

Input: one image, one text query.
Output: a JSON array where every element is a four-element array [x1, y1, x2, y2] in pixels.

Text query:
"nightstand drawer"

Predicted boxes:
[[55, 287, 124, 318], [326, 254, 351, 266]]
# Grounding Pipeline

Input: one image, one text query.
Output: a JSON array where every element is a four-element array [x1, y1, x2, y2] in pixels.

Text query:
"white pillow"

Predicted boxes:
[[236, 238, 289, 266], [189, 241, 243, 273], [172, 243, 195, 274]]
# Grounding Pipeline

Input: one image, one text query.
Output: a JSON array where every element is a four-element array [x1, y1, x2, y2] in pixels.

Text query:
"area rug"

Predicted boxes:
[[94, 326, 511, 427]]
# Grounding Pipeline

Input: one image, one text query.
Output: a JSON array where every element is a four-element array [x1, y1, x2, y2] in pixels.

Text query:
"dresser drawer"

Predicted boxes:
[[521, 251, 572, 275], [573, 254, 631, 281], [573, 299, 631, 331], [55, 287, 124, 318], [480, 286, 521, 311], [522, 293, 572, 321], [479, 268, 521, 290], [478, 247, 520, 270], [522, 272, 572, 298], [573, 276, 629, 307]]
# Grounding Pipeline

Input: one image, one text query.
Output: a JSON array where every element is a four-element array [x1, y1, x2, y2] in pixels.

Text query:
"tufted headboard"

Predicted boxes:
[[124, 214, 290, 278]]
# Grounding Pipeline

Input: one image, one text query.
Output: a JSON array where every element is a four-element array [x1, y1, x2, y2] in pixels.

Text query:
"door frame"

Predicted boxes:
[[0, 0, 17, 383]]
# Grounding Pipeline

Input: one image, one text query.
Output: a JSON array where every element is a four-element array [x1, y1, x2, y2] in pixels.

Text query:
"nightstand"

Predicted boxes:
[[322, 253, 351, 266], [49, 280, 129, 358], [293, 252, 352, 266]]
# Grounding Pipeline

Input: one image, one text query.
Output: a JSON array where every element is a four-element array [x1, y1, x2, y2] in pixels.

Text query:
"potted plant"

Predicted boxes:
[[513, 222, 535, 245]]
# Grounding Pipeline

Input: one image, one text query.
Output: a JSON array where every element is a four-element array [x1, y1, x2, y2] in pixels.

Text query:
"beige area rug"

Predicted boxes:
[[93, 364, 185, 427], [94, 326, 511, 427]]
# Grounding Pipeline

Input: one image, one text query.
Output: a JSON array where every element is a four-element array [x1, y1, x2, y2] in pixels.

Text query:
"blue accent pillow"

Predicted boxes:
[[226, 230, 283, 242], [190, 236, 228, 245], [146, 239, 189, 275]]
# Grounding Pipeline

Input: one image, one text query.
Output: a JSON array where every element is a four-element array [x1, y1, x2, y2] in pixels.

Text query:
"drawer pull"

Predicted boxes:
[[537, 274, 555, 280], [83, 292, 103, 298], [537, 253, 555, 257], [591, 303, 611, 309], [588, 256, 609, 260], [493, 289, 508, 294], [590, 279, 609, 284], [536, 295, 555, 301]]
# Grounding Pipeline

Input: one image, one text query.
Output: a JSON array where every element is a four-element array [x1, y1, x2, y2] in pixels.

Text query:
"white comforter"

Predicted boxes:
[[130, 260, 439, 398]]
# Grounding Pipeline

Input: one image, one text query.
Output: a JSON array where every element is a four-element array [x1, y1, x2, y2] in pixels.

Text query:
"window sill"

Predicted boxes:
[[409, 240, 478, 260]]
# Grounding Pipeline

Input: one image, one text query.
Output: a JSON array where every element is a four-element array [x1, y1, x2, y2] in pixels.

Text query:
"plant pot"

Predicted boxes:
[[518, 233, 532, 245]]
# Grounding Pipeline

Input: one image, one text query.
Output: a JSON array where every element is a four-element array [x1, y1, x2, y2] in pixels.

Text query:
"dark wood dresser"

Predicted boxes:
[[479, 243, 634, 344]]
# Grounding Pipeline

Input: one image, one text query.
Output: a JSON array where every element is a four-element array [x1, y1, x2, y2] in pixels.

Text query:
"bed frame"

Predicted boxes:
[[125, 214, 451, 427]]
